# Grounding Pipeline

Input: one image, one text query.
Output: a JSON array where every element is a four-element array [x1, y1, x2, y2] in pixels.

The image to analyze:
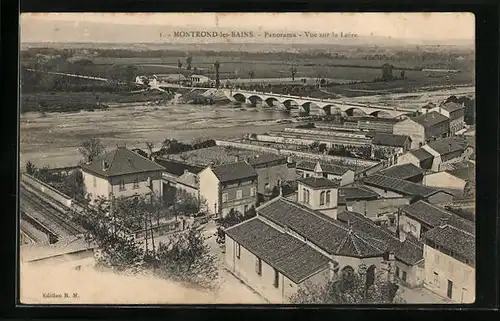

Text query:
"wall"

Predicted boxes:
[[109, 171, 163, 201], [426, 121, 450, 141], [393, 119, 425, 149], [341, 170, 355, 186], [423, 244, 475, 303], [395, 260, 424, 288], [297, 184, 338, 211], [349, 198, 410, 219], [198, 168, 220, 215], [399, 215, 425, 240], [22, 173, 74, 208], [363, 185, 405, 198], [255, 163, 289, 194], [221, 179, 258, 216], [176, 182, 199, 200], [283, 127, 368, 139], [397, 152, 421, 168], [423, 172, 467, 192]]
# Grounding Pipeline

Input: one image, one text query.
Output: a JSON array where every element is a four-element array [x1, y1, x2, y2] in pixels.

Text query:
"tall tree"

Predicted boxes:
[[214, 60, 220, 88], [25, 161, 37, 175], [78, 138, 106, 163], [290, 67, 298, 81], [248, 70, 255, 79], [145, 141, 155, 158], [186, 56, 193, 70]]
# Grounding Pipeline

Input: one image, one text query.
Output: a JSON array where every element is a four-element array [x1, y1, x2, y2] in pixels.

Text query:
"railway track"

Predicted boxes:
[[20, 185, 84, 238]]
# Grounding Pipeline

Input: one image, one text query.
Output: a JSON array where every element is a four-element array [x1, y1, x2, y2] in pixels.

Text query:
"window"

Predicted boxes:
[[236, 190, 243, 199], [396, 267, 400, 277], [93, 176, 97, 187], [250, 187, 257, 197], [433, 272, 439, 285], [255, 257, 262, 275], [236, 243, 241, 259], [133, 178, 139, 189], [402, 271, 407, 282], [322, 173, 328, 178], [302, 188, 307, 203], [326, 191, 331, 205], [306, 189, 310, 204], [320, 191, 325, 205], [305, 173, 310, 178], [119, 180, 125, 191], [244, 204, 248, 213], [222, 193, 228, 203], [273, 269, 279, 288]]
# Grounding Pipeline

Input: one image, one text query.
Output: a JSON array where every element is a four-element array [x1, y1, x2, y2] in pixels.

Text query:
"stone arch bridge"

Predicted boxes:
[[223, 89, 414, 118]]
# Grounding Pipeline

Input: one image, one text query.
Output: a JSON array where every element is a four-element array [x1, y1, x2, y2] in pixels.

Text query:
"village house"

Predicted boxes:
[[397, 148, 435, 171], [337, 211, 425, 288], [422, 220, 475, 303], [369, 132, 412, 164], [393, 111, 450, 149], [225, 196, 398, 303], [398, 200, 475, 241], [295, 160, 355, 186], [426, 101, 466, 135], [362, 174, 454, 205], [297, 177, 340, 220], [338, 186, 380, 212], [379, 163, 425, 184], [421, 136, 472, 172], [423, 162, 475, 197], [198, 161, 258, 217], [79, 146, 165, 202]]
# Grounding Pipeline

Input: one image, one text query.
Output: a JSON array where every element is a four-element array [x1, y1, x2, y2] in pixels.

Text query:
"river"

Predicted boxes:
[[20, 102, 296, 168]]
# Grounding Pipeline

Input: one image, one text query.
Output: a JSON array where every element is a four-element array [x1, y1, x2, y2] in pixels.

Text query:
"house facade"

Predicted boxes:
[[295, 161, 355, 186], [80, 147, 165, 202], [393, 112, 450, 149], [421, 137, 471, 172], [370, 133, 412, 165], [198, 162, 258, 217], [397, 148, 434, 171], [297, 177, 340, 220], [428, 102, 466, 135]]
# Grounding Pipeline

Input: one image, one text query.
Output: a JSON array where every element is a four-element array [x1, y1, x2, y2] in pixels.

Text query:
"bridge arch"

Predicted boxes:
[[345, 107, 367, 117], [232, 93, 247, 103], [370, 110, 393, 118], [247, 95, 264, 106], [282, 99, 299, 111], [264, 97, 280, 108]]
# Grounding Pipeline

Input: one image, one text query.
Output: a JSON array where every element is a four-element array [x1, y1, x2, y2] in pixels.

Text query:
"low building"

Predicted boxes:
[[190, 74, 213, 86], [295, 160, 355, 186], [421, 137, 472, 172], [379, 163, 425, 184], [344, 117, 402, 133], [423, 163, 475, 197], [393, 112, 450, 149], [337, 211, 425, 288], [198, 161, 258, 217], [362, 174, 453, 205], [370, 132, 412, 164], [225, 197, 399, 302], [175, 170, 200, 200], [397, 148, 434, 171], [80, 147, 165, 202], [422, 221, 475, 303], [398, 200, 475, 241], [338, 186, 380, 212], [427, 102, 465, 135]]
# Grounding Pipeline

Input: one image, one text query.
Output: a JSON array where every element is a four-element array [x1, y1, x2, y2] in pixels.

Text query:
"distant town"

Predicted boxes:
[[20, 30, 475, 304]]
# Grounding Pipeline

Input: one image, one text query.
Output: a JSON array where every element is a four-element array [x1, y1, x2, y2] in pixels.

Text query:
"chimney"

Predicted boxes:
[[439, 216, 449, 227], [448, 143, 452, 152], [184, 169, 189, 175], [102, 160, 109, 171]]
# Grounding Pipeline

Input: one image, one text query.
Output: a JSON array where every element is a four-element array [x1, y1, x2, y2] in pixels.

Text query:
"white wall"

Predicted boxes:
[[397, 152, 421, 168], [423, 172, 467, 192], [393, 119, 425, 149], [82, 171, 111, 200], [198, 168, 220, 215], [109, 171, 163, 201]]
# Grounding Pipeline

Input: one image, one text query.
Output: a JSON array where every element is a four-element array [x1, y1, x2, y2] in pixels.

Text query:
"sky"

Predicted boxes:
[[20, 12, 475, 44]]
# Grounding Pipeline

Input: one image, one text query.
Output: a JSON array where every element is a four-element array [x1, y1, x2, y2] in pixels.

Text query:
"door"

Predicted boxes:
[[447, 280, 453, 299], [461, 288, 467, 303]]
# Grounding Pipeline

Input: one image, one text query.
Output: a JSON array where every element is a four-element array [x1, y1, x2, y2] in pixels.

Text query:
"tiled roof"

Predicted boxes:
[[379, 164, 425, 181], [411, 111, 449, 128], [212, 161, 257, 183], [447, 163, 475, 182], [410, 148, 434, 162], [296, 161, 316, 171], [225, 218, 331, 283], [371, 133, 410, 147], [80, 147, 165, 178], [298, 177, 340, 189], [338, 186, 379, 204], [402, 200, 475, 234], [426, 137, 467, 157], [257, 198, 386, 258], [176, 171, 199, 188], [155, 158, 204, 176], [336, 211, 424, 265], [320, 163, 351, 175], [362, 174, 443, 198], [423, 225, 475, 265], [440, 102, 464, 113]]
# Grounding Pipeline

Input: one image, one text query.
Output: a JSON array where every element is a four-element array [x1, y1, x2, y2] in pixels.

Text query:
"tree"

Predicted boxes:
[[248, 70, 255, 79], [214, 60, 220, 89], [155, 227, 219, 289], [173, 189, 205, 217], [186, 56, 193, 70], [132, 148, 149, 159], [145, 141, 155, 158], [290, 67, 298, 81], [78, 138, 105, 163], [63, 169, 86, 200], [125, 65, 137, 83], [309, 141, 320, 151], [25, 161, 37, 175], [290, 264, 402, 304]]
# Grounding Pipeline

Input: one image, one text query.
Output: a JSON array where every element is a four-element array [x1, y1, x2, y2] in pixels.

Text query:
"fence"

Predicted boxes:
[[21, 173, 73, 209], [133, 220, 182, 240]]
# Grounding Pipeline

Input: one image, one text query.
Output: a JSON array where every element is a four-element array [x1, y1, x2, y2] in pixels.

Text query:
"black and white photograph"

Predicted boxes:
[[19, 12, 476, 305]]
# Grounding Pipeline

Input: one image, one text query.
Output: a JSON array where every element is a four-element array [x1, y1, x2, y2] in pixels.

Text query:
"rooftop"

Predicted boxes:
[[225, 218, 331, 284], [257, 198, 387, 258], [337, 211, 424, 266], [80, 147, 165, 178], [20, 236, 97, 263], [446, 162, 475, 182], [423, 224, 475, 265], [410, 148, 434, 162], [411, 111, 449, 128], [362, 174, 445, 198], [298, 177, 341, 189], [402, 200, 475, 234], [155, 158, 204, 176], [440, 101, 465, 113], [379, 163, 425, 181], [176, 171, 199, 188], [168, 146, 286, 168], [426, 136, 468, 157], [338, 186, 379, 204], [211, 161, 258, 183], [371, 133, 411, 147], [296, 161, 351, 176]]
